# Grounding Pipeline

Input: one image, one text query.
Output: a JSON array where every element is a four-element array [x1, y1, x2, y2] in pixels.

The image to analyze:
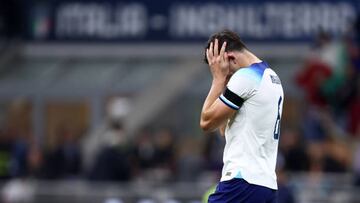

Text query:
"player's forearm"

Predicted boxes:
[[203, 79, 225, 109], [219, 122, 226, 136], [200, 79, 226, 132]]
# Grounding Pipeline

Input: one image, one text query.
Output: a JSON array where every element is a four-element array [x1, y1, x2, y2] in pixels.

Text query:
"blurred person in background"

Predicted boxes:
[[133, 128, 177, 182], [9, 130, 31, 178], [348, 78, 360, 137], [0, 128, 12, 179], [1, 100, 33, 179], [42, 125, 82, 179], [319, 110, 352, 172], [322, 137, 350, 173], [58, 126, 82, 177], [344, 15, 360, 144], [26, 144, 43, 178], [296, 31, 333, 108], [83, 97, 132, 181], [279, 129, 309, 172], [176, 137, 204, 182], [203, 131, 225, 174], [88, 120, 131, 182], [276, 153, 295, 203], [132, 127, 156, 177], [153, 128, 175, 171]]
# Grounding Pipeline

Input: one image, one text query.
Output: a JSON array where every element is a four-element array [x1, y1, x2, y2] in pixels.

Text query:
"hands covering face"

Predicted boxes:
[[206, 39, 230, 82]]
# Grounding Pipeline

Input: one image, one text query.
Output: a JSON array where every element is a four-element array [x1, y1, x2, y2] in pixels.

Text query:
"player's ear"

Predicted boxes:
[[227, 52, 236, 64]]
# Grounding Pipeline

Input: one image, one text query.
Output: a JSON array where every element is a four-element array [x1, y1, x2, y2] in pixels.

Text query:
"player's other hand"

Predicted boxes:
[[206, 39, 230, 82]]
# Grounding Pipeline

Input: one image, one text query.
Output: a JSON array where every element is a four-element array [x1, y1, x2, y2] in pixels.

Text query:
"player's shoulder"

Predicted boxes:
[[231, 61, 269, 83]]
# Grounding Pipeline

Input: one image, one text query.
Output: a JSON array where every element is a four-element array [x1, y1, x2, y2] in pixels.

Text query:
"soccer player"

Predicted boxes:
[[200, 30, 284, 203]]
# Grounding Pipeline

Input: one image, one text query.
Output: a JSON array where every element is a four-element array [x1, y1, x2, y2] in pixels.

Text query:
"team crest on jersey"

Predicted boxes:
[[270, 75, 281, 84]]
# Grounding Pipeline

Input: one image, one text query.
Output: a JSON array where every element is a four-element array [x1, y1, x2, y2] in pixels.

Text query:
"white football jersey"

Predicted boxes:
[[219, 61, 284, 190]]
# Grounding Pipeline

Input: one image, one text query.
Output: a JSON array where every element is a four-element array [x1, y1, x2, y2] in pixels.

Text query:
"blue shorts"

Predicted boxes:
[[208, 178, 277, 203]]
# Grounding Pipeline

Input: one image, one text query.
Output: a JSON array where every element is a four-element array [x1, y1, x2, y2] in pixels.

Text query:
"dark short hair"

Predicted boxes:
[[204, 30, 247, 64]]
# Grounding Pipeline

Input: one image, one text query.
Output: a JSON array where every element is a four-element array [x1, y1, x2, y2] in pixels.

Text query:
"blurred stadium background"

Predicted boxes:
[[0, 0, 360, 202]]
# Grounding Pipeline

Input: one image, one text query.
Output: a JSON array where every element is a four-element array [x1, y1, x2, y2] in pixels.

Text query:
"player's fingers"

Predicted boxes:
[[206, 49, 210, 62], [209, 42, 213, 58], [214, 38, 219, 57], [220, 41, 227, 59], [224, 52, 229, 62]]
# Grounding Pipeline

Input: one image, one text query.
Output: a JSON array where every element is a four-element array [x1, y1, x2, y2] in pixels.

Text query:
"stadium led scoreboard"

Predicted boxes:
[[26, 0, 359, 43]]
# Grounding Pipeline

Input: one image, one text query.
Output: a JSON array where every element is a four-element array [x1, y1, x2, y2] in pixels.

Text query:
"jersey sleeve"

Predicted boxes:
[[219, 68, 259, 110]]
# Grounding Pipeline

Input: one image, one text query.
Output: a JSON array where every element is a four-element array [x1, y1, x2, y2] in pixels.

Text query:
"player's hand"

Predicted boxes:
[[206, 39, 230, 82]]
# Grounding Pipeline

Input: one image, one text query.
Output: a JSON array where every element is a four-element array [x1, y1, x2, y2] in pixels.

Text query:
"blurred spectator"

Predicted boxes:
[[43, 125, 81, 179], [277, 169, 296, 203], [296, 30, 355, 132], [296, 58, 332, 107], [301, 106, 327, 141], [26, 144, 43, 178], [133, 128, 156, 174], [88, 121, 131, 181], [153, 128, 175, 170], [203, 132, 224, 171], [176, 137, 204, 182], [307, 142, 324, 173], [348, 79, 360, 137], [128, 127, 181, 182], [279, 129, 309, 171], [59, 127, 82, 176], [296, 31, 337, 108], [323, 137, 350, 173], [0, 128, 12, 179], [306, 137, 351, 174], [9, 130, 29, 178]]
